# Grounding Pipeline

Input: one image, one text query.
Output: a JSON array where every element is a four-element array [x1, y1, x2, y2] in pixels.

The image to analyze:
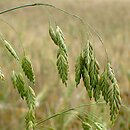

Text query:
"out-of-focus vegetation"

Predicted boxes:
[[0, 0, 130, 129]]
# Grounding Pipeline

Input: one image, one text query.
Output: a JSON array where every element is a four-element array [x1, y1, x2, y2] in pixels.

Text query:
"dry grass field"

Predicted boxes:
[[0, 0, 130, 130]]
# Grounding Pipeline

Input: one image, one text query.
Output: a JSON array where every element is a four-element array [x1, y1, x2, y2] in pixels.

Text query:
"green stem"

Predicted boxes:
[[0, 2, 108, 60], [36, 108, 74, 126], [0, 18, 25, 57], [36, 101, 105, 126]]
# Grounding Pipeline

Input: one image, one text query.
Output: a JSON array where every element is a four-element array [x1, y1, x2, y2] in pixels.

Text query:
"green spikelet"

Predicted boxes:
[[75, 53, 83, 87], [49, 24, 67, 55], [89, 58, 100, 101], [25, 109, 35, 130], [107, 62, 116, 83], [75, 40, 101, 100], [89, 59, 98, 87], [49, 25, 69, 86], [99, 70, 109, 103], [3, 39, 19, 61], [83, 41, 91, 70], [57, 49, 68, 86], [82, 66, 92, 99], [106, 62, 121, 123], [56, 26, 67, 55], [99, 62, 121, 123], [82, 41, 100, 101], [25, 86, 36, 110], [21, 57, 35, 84], [93, 84, 101, 102], [49, 25, 58, 45], [0, 69, 4, 80], [11, 71, 26, 99]]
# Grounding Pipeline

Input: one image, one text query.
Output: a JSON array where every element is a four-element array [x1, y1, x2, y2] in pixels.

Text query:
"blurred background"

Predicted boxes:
[[0, 0, 130, 129]]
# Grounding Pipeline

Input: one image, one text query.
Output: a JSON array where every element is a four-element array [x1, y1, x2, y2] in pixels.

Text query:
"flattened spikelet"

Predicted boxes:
[[26, 86, 36, 109], [82, 66, 92, 99], [21, 57, 35, 84], [49, 25, 69, 86], [75, 40, 101, 100], [93, 84, 101, 102], [107, 62, 116, 83], [3, 40, 19, 61], [56, 26, 67, 55], [99, 62, 121, 123], [11, 71, 26, 99], [25, 109, 35, 130], [106, 62, 121, 123], [49, 25, 58, 45], [83, 41, 91, 70], [49, 25, 67, 55], [75, 53, 83, 87], [99, 70, 109, 103], [57, 49, 68, 86], [91, 59, 100, 101]]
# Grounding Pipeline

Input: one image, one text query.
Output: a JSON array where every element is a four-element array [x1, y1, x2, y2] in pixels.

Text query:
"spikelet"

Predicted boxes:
[[25, 86, 36, 110], [99, 62, 121, 123], [75, 53, 83, 87], [49, 25, 58, 45], [82, 65, 92, 99], [11, 71, 26, 99], [49, 25, 67, 55], [83, 41, 91, 70], [25, 86, 36, 130], [106, 62, 121, 123], [93, 84, 101, 102], [99, 70, 109, 103], [75, 40, 101, 100], [83, 41, 100, 101], [25, 109, 35, 130], [12, 72, 36, 130], [0, 69, 4, 80], [107, 62, 116, 83], [21, 57, 35, 84], [3, 39, 19, 61], [56, 26, 67, 56], [89, 58, 100, 101], [49, 25, 69, 86], [57, 49, 68, 86]]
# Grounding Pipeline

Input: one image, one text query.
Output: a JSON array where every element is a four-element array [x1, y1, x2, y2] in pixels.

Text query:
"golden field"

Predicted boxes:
[[0, 0, 130, 129]]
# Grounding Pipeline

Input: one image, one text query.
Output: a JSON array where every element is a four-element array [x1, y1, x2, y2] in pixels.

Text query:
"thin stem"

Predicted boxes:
[[36, 108, 74, 126], [0, 2, 109, 60], [36, 101, 105, 126], [0, 18, 25, 56]]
